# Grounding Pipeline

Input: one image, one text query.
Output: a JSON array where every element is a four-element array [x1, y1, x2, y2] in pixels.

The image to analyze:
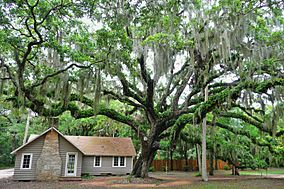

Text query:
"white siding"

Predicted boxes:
[[82, 156, 133, 175], [13, 135, 45, 180], [59, 136, 82, 177]]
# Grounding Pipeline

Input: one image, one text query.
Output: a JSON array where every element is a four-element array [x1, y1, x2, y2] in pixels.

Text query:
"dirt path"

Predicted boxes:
[[0, 171, 283, 189], [0, 169, 13, 179], [79, 172, 284, 188]]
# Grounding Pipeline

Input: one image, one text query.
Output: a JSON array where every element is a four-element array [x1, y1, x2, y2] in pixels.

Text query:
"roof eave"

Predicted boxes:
[[10, 127, 53, 155], [11, 127, 85, 155]]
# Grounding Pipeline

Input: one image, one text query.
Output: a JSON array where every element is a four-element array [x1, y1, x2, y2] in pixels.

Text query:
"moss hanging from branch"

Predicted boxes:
[[93, 68, 101, 114]]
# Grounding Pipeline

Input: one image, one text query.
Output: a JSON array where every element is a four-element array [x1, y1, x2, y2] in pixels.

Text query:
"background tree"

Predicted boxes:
[[1, 0, 284, 178]]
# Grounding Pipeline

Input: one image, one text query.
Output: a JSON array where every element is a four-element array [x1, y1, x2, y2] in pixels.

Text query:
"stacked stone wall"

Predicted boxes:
[[36, 129, 62, 180]]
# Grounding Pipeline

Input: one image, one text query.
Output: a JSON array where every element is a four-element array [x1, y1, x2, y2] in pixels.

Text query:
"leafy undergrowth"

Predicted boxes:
[[81, 174, 95, 180]]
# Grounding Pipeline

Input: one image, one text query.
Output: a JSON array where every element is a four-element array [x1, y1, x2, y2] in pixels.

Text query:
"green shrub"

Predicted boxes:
[[148, 166, 155, 172], [194, 172, 202, 177], [224, 165, 231, 170], [81, 173, 94, 179], [126, 175, 132, 183]]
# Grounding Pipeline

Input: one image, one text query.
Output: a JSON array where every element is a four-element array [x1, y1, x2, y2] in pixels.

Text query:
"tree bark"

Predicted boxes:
[[170, 148, 173, 171], [184, 142, 188, 166], [215, 159, 218, 170], [132, 156, 142, 176], [132, 140, 157, 178], [231, 165, 240, 175], [48, 117, 59, 128], [201, 85, 208, 181], [23, 109, 31, 144], [196, 144, 201, 173], [140, 149, 155, 178], [209, 150, 214, 176]]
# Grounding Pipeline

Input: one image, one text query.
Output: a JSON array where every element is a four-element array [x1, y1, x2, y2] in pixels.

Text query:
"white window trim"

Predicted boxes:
[[20, 153, 33, 170], [112, 156, 126, 167], [65, 152, 78, 177], [93, 156, 102, 167]]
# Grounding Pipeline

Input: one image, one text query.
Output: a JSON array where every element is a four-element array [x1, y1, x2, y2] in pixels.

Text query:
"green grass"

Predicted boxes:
[[240, 168, 284, 175], [165, 179, 284, 189], [194, 172, 202, 177]]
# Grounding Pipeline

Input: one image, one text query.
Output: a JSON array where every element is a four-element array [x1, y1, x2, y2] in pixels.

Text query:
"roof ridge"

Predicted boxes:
[[11, 127, 136, 156], [65, 135, 131, 139]]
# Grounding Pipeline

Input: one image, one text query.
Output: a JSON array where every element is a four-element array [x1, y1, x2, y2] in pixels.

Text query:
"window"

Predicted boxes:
[[113, 156, 119, 167], [94, 156, 101, 167], [67, 154, 76, 174], [120, 157, 125, 167], [113, 156, 126, 167], [20, 153, 33, 169]]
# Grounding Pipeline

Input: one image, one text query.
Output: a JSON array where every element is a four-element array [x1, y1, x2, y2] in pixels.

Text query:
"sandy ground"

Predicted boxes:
[[0, 170, 283, 189]]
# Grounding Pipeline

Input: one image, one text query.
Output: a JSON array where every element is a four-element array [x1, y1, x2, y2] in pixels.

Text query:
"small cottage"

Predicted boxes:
[[11, 127, 136, 181]]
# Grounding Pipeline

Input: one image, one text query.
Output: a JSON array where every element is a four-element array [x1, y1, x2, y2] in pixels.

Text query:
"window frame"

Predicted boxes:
[[112, 156, 126, 167], [20, 153, 33, 170], [93, 156, 102, 167]]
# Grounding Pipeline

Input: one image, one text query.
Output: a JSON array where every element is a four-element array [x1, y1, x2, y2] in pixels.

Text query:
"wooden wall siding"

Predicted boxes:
[[82, 156, 133, 175], [13, 135, 45, 180], [58, 136, 82, 177], [152, 159, 229, 171]]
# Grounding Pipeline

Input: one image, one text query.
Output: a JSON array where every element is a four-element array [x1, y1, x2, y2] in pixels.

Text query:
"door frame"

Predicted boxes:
[[65, 152, 78, 177]]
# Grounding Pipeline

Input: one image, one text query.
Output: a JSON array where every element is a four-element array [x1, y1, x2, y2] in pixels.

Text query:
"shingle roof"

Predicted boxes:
[[65, 136, 136, 156], [14, 128, 136, 157]]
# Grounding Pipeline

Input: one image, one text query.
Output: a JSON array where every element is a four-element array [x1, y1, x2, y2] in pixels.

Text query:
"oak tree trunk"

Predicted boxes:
[[132, 156, 142, 176], [132, 140, 157, 178]]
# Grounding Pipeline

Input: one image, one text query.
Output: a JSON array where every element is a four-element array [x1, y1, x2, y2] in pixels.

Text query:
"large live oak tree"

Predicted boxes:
[[1, 0, 284, 178]]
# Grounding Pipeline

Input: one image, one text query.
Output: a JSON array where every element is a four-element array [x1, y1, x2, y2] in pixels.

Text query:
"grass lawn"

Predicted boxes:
[[170, 179, 284, 189], [240, 168, 284, 175]]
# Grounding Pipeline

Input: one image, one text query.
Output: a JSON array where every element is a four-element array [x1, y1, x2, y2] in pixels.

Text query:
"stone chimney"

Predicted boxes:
[[36, 128, 62, 180]]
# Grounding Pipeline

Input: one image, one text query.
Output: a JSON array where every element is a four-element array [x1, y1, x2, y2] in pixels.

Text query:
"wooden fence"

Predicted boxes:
[[151, 159, 229, 171]]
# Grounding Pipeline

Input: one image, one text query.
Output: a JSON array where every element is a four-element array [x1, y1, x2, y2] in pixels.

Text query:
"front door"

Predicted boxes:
[[65, 152, 77, 176]]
